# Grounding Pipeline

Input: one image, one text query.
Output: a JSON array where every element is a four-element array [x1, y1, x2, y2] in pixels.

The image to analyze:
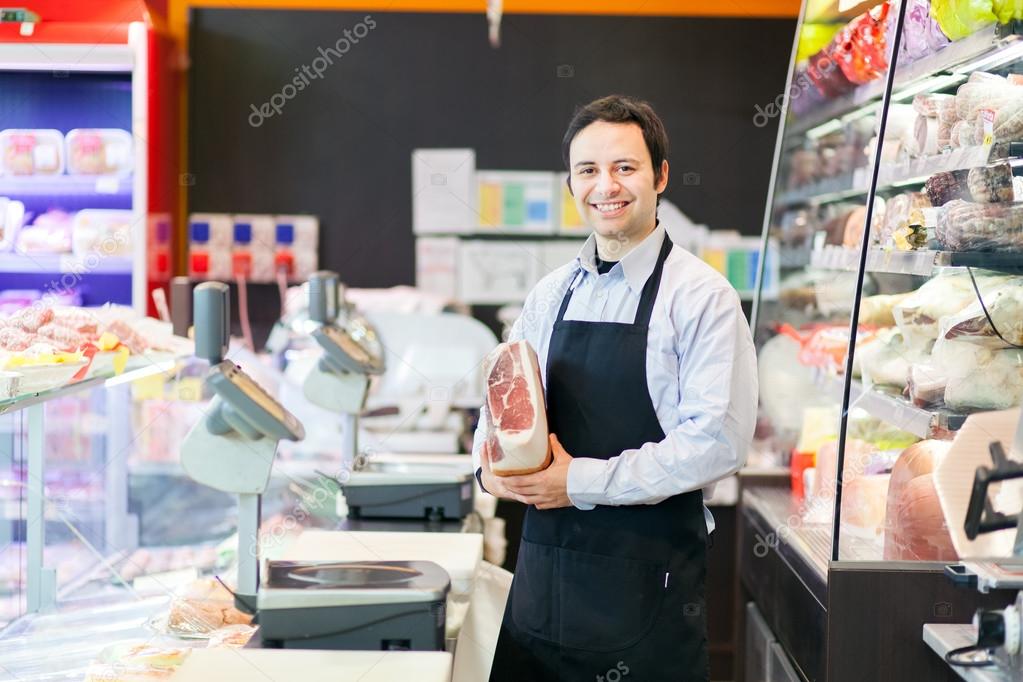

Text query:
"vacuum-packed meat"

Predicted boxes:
[[484, 339, 551, 476], [883, 440, 957, 561]]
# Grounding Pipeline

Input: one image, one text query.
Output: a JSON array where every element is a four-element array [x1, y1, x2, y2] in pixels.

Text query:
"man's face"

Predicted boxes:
[[568, 121, 669, 246]]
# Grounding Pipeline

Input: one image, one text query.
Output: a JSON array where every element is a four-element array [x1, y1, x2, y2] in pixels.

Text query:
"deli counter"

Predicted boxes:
[[741, 2, 1023, 680]]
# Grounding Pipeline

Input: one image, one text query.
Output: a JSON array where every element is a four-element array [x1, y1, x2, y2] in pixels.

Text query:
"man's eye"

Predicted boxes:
[[578, 168, 594, 175], [618, 166, 634, 173]]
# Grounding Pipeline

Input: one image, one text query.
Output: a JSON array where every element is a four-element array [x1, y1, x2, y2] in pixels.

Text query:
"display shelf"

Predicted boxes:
[[786, 23, 1012, 139], [774, 172, 867, 208], [0, 354, 179, 416], [811, 245, 1023, 276], [817, 371, 966, 438], [0, 175, 133, 198], [0, 252, 132, 275], [775, 146, 994, 209]]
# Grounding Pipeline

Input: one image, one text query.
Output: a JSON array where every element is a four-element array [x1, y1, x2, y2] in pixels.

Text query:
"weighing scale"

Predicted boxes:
[[300, 273, 475, 523], [179, 282, 451, 651]]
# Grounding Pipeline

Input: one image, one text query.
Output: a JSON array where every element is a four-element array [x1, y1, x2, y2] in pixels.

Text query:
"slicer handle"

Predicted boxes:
[[194, 281, 230, 364], [308, 270, 340, 324]]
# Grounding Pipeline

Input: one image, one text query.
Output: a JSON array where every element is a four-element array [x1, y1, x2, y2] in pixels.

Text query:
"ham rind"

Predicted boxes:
[[485, 340, 551, 477]]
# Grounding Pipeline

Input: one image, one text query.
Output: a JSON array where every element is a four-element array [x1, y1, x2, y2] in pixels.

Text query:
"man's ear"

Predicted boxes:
[[565, 173, 574, 196], [656, 160, 669, 193]]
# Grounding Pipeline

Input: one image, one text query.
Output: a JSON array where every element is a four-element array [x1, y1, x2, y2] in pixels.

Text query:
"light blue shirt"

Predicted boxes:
[[472, 224, 758, 533]]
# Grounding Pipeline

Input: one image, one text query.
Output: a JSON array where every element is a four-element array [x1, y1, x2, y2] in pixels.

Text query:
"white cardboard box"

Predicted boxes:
[[412, 148, 477, 234]]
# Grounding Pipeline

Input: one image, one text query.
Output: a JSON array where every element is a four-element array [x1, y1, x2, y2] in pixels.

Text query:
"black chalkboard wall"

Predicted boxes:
[[189, 9, 794, 340]]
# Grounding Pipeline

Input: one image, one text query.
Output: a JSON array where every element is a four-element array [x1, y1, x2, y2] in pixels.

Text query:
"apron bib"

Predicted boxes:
[[490, 235, 709, 682]]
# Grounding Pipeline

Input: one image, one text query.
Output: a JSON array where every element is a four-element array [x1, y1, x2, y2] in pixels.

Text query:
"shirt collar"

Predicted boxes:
[[575, 222, 666, 293]]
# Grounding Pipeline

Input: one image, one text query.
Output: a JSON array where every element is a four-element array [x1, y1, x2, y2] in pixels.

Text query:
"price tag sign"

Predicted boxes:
[[981, 108, 995, 147]]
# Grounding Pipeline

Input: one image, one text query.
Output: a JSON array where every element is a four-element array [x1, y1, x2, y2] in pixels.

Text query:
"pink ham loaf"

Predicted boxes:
[[485, 340, 551, 477]]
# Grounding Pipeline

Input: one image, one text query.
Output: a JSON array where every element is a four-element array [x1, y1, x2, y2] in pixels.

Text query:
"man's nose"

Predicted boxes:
[[595, 170, 620, 196]]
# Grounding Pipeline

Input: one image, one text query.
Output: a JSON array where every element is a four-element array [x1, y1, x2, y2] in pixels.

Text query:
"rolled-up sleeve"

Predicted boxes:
[[566, 286, 757, 507]]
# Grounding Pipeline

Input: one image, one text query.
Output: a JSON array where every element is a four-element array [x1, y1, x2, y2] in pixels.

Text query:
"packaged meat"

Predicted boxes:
[[925, 169, 971, 206], [167, 578, 254, 635], [934, 335, 1023, 410], [967, 163, 1014, 203], [994, 0, 1023, 22], [859, 293, 911, 327], [805, 47, 856, 98], [16, 209, 73, 254], [484, 339, 551, 476], [98, 641, 192, 669], [813, 438, 878, 504], [913, 93, 954, 118], [931, 0, 996, 40], [908, 360, 949, 407], [941, 279, 1023, 347], [841, 473, 892, 539], [859, 327, 921, 390], [65, 128, 133, 175], [0, 129, 63, 175], [935, 199, 1023, 251], [834, 3, 891, 85], [72, 209, 133, 256], [894, 270, 1010, 345], [901, 0, 951, 62], [0, 197, 25, 251], [883, 440, 958, 561], [206, 624, 257, 648], [914, 114, 939, 157], [2, 305, 54, 333]]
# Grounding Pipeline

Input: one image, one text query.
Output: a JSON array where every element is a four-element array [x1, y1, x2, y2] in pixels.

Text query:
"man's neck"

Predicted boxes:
[[594, 222, 656, 262]]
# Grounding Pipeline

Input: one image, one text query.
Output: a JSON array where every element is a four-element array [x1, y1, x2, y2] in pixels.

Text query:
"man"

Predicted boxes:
[[472, 95, 757, 681]]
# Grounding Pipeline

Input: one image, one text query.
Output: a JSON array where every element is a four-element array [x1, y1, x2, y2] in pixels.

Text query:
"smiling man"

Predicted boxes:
[[472, 95, 758, 681]]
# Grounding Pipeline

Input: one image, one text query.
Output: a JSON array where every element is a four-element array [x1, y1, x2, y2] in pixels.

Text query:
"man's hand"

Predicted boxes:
[[479, 440, 526, 502], [502, 434, 574, 510]]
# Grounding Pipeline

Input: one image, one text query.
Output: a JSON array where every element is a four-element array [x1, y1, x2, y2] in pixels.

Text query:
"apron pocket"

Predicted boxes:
[[510, 539, 558, 642], [556, 545, 666, 652]]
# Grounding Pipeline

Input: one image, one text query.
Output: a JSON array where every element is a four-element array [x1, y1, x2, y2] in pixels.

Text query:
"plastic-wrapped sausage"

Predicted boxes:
[[925, 169, 971, 206], [936, 199, 1023, 251], [966, 162, 1014, 203]]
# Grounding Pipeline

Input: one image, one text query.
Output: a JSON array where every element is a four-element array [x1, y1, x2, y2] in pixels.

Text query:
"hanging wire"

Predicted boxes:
[[966, 267, 1023, 350]]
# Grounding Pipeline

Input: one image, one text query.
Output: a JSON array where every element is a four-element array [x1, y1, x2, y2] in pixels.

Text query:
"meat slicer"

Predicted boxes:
[[926, 408, 1023, 675], [300, 272, 474, 523], [179, 281, 450, 651]]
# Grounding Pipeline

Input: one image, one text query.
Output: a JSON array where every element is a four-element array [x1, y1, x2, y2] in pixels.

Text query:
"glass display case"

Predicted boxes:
[[753, 0, 1023, 570], [744, 2, 1023, 679]]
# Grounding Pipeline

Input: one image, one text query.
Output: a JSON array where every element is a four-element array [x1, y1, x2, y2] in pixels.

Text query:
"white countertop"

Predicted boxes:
[[922, 623, 1013, 682], [172, 648, 452, 681]]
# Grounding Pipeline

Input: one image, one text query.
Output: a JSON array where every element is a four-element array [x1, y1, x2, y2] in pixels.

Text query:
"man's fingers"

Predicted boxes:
[[549, 433, 571, 460]]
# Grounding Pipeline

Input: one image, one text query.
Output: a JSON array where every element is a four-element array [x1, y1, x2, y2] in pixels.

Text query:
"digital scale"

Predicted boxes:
[[301, 273, 475, 523], [179, 281, 450, 651]]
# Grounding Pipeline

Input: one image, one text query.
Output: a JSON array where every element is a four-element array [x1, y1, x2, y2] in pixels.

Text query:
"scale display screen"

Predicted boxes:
[[210, 360, 304, 440], [316, 323, 384, 374]]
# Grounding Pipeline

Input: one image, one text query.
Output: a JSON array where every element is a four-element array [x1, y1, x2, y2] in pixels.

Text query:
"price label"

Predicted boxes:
[[981, 108, 995, 147]]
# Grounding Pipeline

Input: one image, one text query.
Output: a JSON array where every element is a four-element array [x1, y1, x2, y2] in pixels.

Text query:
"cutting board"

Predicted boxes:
[[172, 649, 452, 681], [281, 530, 483, 596]]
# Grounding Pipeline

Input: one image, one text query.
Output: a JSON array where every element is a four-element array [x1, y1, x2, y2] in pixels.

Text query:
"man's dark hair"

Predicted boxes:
[[561, 95, 669, 185]]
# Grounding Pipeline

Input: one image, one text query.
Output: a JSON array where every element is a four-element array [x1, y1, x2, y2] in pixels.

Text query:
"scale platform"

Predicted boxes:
[[343, 453, 474, 521], [258, 560, 449, 651], [172, 648, 452, 682]]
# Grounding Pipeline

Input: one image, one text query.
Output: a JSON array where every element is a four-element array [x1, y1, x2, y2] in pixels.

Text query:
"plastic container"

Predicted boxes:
[[65, 128, 133, 175], [0, 129, 64, 176], [72, 209, 133, 257], [0, 197, 25, 251]]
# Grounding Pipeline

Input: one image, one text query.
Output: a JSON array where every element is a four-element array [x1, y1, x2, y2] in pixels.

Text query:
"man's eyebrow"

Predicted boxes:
[[572, 157, 641, 168]]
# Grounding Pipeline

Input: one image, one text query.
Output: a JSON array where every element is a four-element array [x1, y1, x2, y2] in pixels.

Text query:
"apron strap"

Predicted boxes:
[[554, 234, 673, 326], [632, 235, 673, 328]]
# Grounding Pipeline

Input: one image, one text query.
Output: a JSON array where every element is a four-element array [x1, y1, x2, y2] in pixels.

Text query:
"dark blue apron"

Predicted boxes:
[[490, 235, 709, 682]]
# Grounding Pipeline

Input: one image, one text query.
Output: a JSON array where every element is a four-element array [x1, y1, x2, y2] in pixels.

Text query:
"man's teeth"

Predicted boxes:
[[594, 201, 627, 213]]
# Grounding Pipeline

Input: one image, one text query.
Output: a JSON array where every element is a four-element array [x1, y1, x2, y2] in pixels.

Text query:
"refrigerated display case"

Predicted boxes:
[[742, 2, 1023, 680], [0, 1, 180, 317]]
